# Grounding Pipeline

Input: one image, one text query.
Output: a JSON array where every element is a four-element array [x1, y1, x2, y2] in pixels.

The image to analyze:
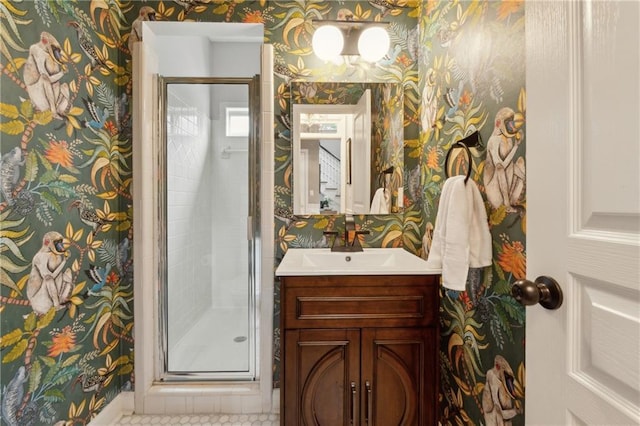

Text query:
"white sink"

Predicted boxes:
[[276, 248, 441, 276]]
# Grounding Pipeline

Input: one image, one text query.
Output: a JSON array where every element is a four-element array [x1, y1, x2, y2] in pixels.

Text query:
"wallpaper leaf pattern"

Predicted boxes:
[[1, 1, 524, 425], [419, 3, 527, 425]]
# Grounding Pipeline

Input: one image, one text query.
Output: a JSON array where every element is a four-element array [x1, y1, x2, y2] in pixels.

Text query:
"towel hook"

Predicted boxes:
[[380, 166, 394, 190], [444, 131, 481, 184]]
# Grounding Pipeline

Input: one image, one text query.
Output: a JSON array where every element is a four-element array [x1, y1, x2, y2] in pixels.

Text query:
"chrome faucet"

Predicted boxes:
[[323, 214, 370, 252]]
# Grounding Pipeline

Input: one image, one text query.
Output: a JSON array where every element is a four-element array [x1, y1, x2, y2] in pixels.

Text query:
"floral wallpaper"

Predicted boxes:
[[418, 2, 527, 425], [0, 1, 525, 425], [1, 1, 135, 425]]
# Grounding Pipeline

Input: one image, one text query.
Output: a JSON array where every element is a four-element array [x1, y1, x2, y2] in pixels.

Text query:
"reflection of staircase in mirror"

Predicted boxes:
[[320, 145, 340, 188], [320, 145, 341, 212]]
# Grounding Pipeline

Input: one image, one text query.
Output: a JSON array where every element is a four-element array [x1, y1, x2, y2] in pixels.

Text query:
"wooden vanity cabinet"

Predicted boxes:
[[280, 274, 440, 425]]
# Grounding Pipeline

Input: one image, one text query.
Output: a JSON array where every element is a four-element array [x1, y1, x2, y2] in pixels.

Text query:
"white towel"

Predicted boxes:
[[370, 188, 390, 214], [425, 175, 492, 291]]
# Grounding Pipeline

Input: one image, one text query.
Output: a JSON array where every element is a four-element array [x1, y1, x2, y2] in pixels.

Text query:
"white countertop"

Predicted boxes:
[[276, 247, 442, 276]]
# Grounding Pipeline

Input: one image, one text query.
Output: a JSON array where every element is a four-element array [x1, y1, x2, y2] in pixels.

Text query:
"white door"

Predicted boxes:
[[349, 89, 372, 213], [298, 149, 309, 214], [526, 1, 639, 425]]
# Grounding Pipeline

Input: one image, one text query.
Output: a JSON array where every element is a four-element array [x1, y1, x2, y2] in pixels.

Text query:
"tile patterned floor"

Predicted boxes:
[[114, 414, 279, 425]]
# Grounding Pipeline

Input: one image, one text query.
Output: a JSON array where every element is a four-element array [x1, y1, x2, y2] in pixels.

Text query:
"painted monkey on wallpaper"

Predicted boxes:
[[128, 6, 156, 53], [420, 221, 434, 260], [483, 107, 525, 212], [1, 366, 27, 426], [23, 32, 70, 120], [27, 231, 73, 316], [482, 355, 522, 426], [420, 69, 438, 131], [0, 147, 25, 206]]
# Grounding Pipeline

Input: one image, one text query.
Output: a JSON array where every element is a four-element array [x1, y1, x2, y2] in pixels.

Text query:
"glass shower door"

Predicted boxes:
[[159, 77, 259, 380]]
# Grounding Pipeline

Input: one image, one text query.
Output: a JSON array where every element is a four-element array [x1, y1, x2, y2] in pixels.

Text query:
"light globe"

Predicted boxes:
[[358, 26, 390, 62], [312, 25, 344, 61]]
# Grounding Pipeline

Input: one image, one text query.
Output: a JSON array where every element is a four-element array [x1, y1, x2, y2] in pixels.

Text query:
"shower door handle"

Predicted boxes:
[[247, 216, 253, 240]]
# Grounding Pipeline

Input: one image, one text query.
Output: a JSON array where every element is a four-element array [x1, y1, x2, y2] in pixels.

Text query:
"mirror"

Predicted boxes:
[[291, 82, 404, 215]]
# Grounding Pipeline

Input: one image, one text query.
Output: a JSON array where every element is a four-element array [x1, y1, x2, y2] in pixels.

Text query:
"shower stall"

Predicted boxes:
[[132, 22, 275, 414], [159, 77, 259, 380]]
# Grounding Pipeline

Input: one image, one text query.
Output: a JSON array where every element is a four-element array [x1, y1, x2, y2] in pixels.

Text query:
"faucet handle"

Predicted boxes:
[[354, 230, 370, 242], [349, 229, 370, 251]]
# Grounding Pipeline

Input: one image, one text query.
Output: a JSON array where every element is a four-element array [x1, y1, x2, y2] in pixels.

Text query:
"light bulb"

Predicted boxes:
[[312, 25, 344, 61], [358, 26, 390, 62]]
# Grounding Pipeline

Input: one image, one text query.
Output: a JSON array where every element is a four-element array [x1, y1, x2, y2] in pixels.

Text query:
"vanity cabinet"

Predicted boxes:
[[280, 274, 440, 425]]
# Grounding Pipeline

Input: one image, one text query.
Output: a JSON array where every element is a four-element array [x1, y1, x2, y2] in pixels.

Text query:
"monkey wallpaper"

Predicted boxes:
[[0, 1, 525, 425]]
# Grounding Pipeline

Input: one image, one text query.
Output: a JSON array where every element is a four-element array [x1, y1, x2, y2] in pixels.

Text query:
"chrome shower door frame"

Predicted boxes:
[[157, 76, 260, 382]]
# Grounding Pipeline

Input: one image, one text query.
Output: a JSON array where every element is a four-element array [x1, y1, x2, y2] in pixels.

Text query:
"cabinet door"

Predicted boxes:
[[284, 329, 360, 425], [361, 328, 437, 425]]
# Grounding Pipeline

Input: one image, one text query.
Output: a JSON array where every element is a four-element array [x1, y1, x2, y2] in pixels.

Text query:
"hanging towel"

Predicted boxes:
[[370, 188, 390, 214], [425, 175, 492, 291]]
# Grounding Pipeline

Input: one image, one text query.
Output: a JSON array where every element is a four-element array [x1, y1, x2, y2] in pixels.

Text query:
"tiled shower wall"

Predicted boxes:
[[206, 43, 260, 309], [209, 89, 250, 309], [166, 87, 214, 349]]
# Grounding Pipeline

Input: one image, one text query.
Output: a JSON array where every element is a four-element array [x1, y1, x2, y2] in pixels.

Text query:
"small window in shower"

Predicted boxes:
[[159, 77, 259, 381], [225, 106, 249, 137]]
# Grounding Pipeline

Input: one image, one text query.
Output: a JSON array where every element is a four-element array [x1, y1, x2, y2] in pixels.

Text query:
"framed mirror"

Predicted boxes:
[[291, 81, 404, 215]]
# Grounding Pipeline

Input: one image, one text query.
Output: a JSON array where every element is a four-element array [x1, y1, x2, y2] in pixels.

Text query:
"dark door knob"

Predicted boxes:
[[511, 276, 563, 310]]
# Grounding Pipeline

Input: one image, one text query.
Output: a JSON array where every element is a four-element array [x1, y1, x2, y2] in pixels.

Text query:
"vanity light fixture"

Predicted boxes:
[[312, 20, 391, 62]]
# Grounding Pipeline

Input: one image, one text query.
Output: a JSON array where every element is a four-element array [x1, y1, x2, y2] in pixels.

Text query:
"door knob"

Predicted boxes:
[[511, 276, 563, 310]]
